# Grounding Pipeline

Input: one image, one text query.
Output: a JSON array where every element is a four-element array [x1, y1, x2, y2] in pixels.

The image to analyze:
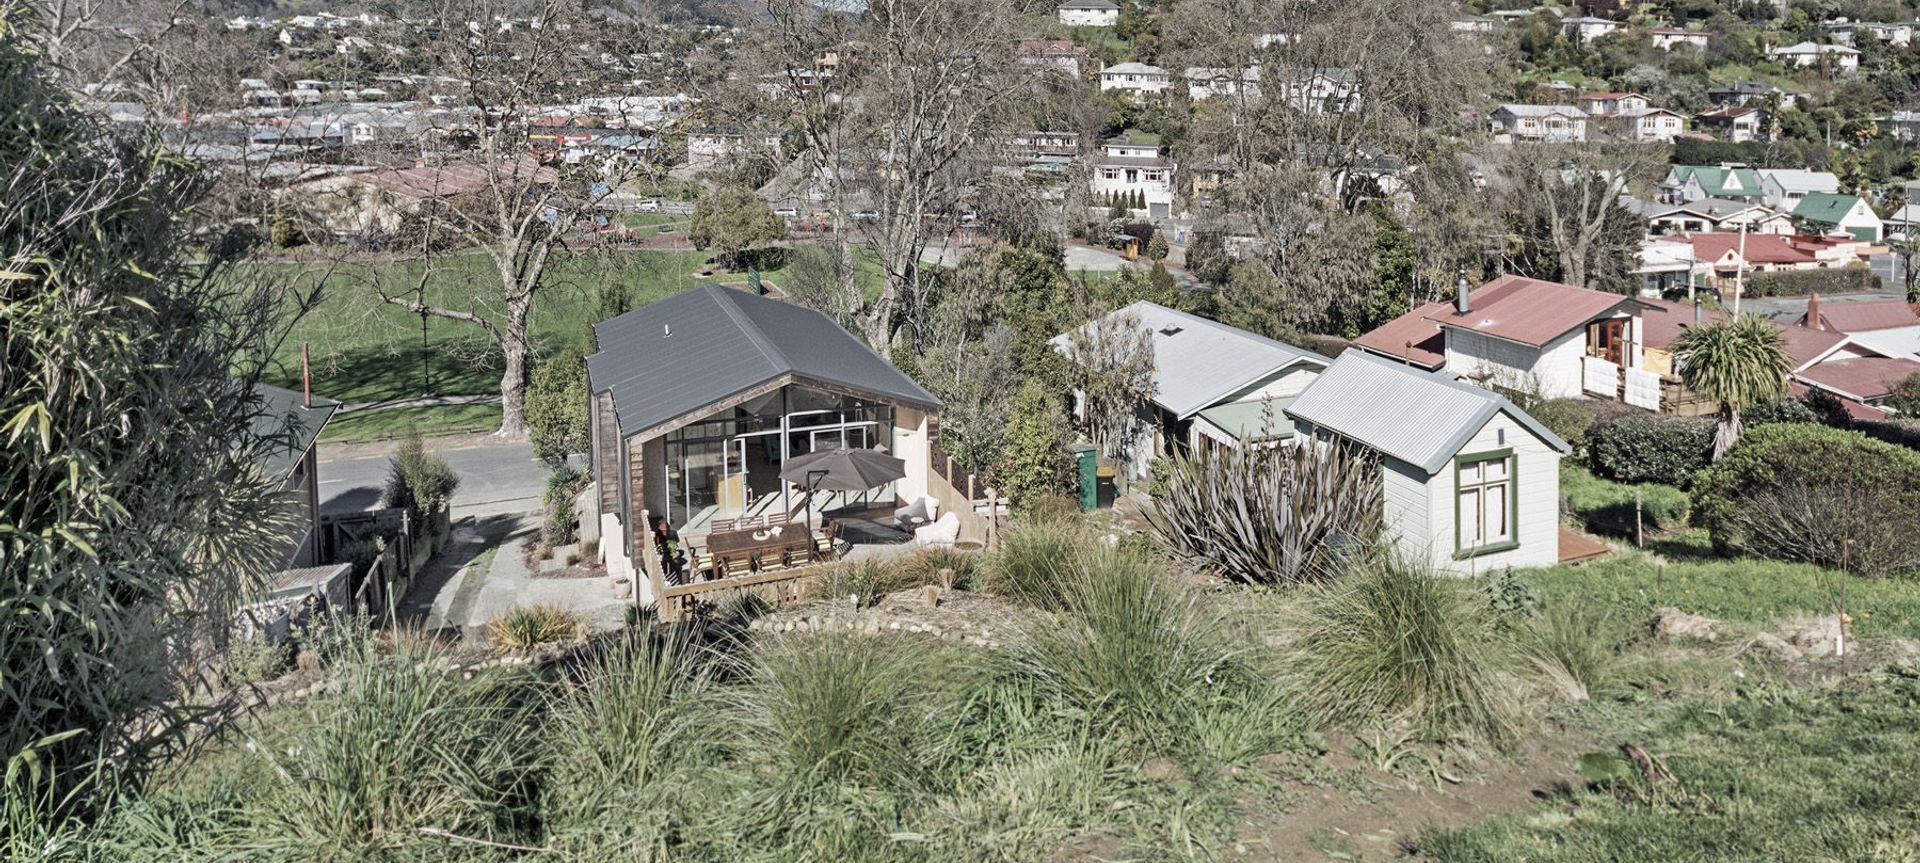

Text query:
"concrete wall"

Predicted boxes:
[[893, 405, 934, 502]]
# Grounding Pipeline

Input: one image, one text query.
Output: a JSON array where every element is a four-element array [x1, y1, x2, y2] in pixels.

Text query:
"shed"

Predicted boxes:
[[1286, 351, 1570, 574]]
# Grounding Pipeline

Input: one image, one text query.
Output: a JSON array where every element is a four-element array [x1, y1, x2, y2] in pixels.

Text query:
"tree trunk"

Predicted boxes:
[[497, 293, 532, 438], [1712, 406, 1741, 461]]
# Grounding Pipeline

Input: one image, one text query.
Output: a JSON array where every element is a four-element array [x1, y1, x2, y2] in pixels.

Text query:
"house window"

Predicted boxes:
[[1456, 449, 1517, 557]]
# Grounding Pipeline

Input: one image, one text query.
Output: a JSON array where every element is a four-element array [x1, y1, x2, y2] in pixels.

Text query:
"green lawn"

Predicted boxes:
[[1525, 534, 1920, 640], [256, 249, 759, 405], [319, 403, 503, 444]]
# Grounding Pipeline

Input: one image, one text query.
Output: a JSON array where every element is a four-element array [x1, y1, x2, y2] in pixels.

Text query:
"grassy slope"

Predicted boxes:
[[318, 403, 503, 444]]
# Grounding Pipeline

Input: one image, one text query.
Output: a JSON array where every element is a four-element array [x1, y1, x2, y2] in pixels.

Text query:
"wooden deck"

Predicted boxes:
[[1558, 527, 1611, 564]]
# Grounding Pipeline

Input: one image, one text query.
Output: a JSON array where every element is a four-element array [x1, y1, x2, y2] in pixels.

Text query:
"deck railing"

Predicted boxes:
[[657, 565, 825, 621]]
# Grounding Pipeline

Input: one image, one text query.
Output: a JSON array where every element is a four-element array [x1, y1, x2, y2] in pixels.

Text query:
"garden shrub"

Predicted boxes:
[[1744, 396, 1820, 428], [1588, 413, 1713, 486], [487, 605, 585, 652], [1560, 465, 1690, 537], [1693, 423, 1920, 578], [984, 517, 1096, 610], [381, 433, 461, 519], [1529, 398, 1597, 453]]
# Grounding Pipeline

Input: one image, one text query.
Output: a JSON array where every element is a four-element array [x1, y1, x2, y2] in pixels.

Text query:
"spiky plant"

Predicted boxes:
[[1142, 440, 1382, 585], [1671, 313, 1790, 460]]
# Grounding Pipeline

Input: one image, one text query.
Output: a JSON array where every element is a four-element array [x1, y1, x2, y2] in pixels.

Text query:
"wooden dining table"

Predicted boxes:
[[703, 525, 817, 574]]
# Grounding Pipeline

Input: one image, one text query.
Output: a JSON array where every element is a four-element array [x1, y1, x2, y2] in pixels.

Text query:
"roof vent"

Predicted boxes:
[[663, 324, 672, 338], [1158, 324, 1184, 336]]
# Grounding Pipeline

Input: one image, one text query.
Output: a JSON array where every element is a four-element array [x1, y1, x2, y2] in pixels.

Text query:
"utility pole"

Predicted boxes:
[[1733, 217, 1747, 316]]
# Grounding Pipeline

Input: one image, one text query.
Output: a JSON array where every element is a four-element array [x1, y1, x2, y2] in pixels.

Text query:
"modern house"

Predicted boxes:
[[1707, 81, 1796, 109], [1791, 193, 1883, 241], [1285, 350, 1570, 574], [1645, 198, 1790, 235], [1768, 41, 1860, 73], [1097, 62, 1171, 98], [1091, 130, 1175, 218], [1885, 111, 1920, 143], [585, 285, 944, 603], [1660, 165, 1763, 203], [254, 383, 339, 569], [1354, 274, 1658, 406], [1058, 0, 1120, 27], [1757, 169, 1839, 209], [1490, 104, 1589, 143], [1824, 20, 1913, 47], [1051, 302, 1330, 481], [1695, 105, 1763, 142]]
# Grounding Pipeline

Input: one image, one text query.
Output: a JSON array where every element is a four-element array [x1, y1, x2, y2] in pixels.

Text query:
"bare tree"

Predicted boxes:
[[1062, 305, 1157, 462], [1497, 142, 1666, 293]]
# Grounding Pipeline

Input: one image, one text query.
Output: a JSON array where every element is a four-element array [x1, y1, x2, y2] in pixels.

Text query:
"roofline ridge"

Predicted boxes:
[[705, 283, 792, 375]]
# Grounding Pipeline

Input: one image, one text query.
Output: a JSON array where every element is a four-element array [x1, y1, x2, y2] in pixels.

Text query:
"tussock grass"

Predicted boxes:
[[984, 517, 1096, 610], [1289, 555, 1521, 744], [1523, 605, 1627, 703], [486, 605, 583, 653]]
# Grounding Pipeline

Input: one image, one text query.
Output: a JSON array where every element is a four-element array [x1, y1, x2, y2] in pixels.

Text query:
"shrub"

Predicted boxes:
[[1288, 555, 1520, 743], [1745, 396, 1820, 428], [1529, 398, 1597, 453], [1588, 413, 1713, 486], [1013, 547, 1292, 762], [487, 605, 585, 652], [1888, 372, 1920, 415], [1143, 440, 1382, 585], [1693, 423, 1920, 578], [997, 381, 1074, 507], [543, 494, 578, 550], [527, 348, 589, 467], [1560, 465, 1690, 537], [381, 432, 461, 519], [984, 517, 1096, 609], [1743, 266, 1879, 297], [1522, 605, 1625, 702], [224, 638, 290, 687]]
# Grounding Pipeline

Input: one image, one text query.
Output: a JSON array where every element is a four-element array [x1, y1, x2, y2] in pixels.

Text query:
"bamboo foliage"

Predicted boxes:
[[1143, 441, 1383, 585]]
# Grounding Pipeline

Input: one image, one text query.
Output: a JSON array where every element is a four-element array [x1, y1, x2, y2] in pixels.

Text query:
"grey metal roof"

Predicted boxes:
[[254, 383, 339, 478], [1284, 350, 1570, 475], [587, 284, 939, 438], [1050, 302, 1328, 420]]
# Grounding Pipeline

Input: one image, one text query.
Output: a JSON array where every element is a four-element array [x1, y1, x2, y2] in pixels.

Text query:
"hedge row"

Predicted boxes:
[[1743, 266, 1880, 298]]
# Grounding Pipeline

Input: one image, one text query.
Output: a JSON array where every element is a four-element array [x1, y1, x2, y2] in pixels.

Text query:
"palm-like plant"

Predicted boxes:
[[1672, 313, 1791, 460]]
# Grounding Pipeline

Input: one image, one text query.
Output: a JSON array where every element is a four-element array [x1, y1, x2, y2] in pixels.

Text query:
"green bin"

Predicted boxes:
[[1070, 443, 1098, 512]]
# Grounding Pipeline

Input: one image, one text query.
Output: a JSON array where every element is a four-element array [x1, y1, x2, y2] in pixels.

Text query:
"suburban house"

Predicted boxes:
[[1889, 202, 1920, 237], [1695, 105, 1763, 142], [1634, 238, 1703, 297], [686, 127, 783, 173], [1017, 39, 1089, 76], [1650, 25, 1709, 50], [1768, 41, 1860, 72], [1098, 61, 1171, 98], [1885, 111, 1920, 143], [1707, 81, 1796, 109], [1824, 20, 1913, 47], [1057, 0, 1120, 27], [1285, 350, 1571, 574], [1185, 65, 1261, 101], [254, 383, 338, 569], [585, 285, 945, 606], [1607, 108, 1686, 142], [1758, 168, 1840, 209], [1051, 302, 1330, 480], [1353, 274, 1660, 406], [1490, 104, 1589, 143], [1794, 296, 1920, 333], [1646, 198, 1791, 235], [1791, 193, 1883, 241], [1670, 232, 1869, 282], [1561, 15, 1623, 43], [1661, 164, 1763, 203], [1091, 130, 1175, 218], [1274, 68, 1361, 115], [1577, 91, 1650, 116]]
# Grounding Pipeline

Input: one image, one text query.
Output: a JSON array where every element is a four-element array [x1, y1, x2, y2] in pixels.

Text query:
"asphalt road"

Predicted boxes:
[[318, 441, 552, 519]]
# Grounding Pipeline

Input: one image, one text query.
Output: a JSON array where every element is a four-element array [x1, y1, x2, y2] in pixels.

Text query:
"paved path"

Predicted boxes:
[[400, 513, 630, 638], [338, 393, 501, 414], [318, 440, 551, 517]]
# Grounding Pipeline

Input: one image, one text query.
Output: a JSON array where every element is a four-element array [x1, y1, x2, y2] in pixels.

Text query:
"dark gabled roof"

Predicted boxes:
[[254, 383, 339, 478], [587, 284, 939, 439]]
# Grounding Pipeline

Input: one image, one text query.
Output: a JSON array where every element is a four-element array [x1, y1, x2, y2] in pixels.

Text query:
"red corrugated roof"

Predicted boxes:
[[1420, 274, 1636, 348], [1795, 356, 1920, 400], [1787, 380, 1890, 419], [1802, 299, 1920, 333], [1353, 300, 1447, 369], [1776, 324, 1851, 368], [1675, 232, 1840, 266], [1638, 296, 1728, 350]]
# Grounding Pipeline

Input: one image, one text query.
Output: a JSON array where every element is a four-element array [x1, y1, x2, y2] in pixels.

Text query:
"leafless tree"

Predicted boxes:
[[1062, 304, 1157, 462], [1496, 142, 1667, 293]]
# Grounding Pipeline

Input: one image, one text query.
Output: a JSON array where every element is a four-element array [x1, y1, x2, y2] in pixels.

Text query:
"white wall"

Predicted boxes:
[[1386, 411, 1562, 575], [893, 405, 934, 501], [1059, 7, 1118, 26]]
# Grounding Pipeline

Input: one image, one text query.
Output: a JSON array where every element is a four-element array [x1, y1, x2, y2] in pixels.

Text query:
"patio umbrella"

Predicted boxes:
[[779, 447, 907, 492], [780, 447, 909, 537]]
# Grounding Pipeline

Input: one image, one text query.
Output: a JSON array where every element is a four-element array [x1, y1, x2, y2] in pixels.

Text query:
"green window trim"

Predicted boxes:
[[1453, 447, 1519, 560]]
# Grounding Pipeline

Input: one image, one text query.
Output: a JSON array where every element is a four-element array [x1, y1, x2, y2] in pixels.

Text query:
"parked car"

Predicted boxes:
[[657, 224, 676, 234], [638, 199, 661, 212], [774, 206, 800, 219]]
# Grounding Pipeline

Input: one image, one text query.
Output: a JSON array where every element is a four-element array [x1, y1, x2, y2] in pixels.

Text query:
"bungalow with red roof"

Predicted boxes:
[[1354, 274, 1658, 405], [1794, 295, 1920, 333]]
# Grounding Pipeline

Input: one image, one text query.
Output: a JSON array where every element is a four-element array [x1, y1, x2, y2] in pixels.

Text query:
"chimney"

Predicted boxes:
[[1805, 291, 1821, 329], [1455, 270, 1472, 315]]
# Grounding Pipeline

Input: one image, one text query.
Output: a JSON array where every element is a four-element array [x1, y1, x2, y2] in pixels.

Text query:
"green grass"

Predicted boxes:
[[1525, 534, 1920, 640], [1560, 464, 1690, 538], [319, 403, 503, 443], [1417, 663, 1920, 861]]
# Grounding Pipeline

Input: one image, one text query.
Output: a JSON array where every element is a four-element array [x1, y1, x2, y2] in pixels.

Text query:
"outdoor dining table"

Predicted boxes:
[[703, 525, 816, 574]]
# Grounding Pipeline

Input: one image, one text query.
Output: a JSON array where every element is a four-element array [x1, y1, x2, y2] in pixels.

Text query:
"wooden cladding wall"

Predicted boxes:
[[595, 392, 620, 512]]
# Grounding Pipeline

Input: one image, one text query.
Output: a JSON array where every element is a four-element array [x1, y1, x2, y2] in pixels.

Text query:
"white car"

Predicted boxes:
[[637, 199, 660, 212], [774, 206, 800, 219]]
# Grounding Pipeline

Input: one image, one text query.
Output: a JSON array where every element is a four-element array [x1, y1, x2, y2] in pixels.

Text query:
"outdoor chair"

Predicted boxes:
[[893, 496, 940, 531]]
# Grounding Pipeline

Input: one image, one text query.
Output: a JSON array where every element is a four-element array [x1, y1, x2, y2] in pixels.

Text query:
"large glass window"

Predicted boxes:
[[1456, 450, 1516, 557]]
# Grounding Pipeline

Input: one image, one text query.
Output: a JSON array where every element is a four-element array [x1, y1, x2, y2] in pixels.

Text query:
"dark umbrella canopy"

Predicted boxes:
[[779, 447, 907, 492]]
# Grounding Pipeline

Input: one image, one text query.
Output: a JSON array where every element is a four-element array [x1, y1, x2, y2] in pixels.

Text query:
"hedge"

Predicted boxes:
[[1693, 423, 1920, 578], [1743, 266, 1880, 298], [1588, 413, 1714, 486]]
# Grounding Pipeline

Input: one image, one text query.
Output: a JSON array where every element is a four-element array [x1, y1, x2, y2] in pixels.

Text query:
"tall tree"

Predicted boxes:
[[2, 10, 311, 811], [1061, 306, 1158, 463], [1498, 142, 1666, 293], [1672, 314, 1792, 459], [689, 185, 787, 269]]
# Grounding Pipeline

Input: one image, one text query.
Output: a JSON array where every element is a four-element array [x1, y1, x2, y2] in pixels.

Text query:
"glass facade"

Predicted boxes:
[[662, 384, 895, 529]]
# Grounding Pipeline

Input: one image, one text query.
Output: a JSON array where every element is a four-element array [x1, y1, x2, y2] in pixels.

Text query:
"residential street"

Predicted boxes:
[[317, 439, 551, 519]]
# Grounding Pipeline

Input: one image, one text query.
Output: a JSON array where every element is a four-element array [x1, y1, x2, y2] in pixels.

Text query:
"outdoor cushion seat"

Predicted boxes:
[[893, 496, 940, 531], [910, 512, 961, 548]]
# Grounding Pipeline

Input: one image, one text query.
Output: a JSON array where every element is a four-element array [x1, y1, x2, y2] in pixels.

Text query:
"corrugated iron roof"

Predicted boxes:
[[1285, 350, 1569, 476], [587, 285, 938, 439], [1050, 302, 1327, 419], [1804, 299, 1920, 333], [1422, 274, 1637, 348], [1794, 356, 1920, 401], [1352, 300, 1447, 369]]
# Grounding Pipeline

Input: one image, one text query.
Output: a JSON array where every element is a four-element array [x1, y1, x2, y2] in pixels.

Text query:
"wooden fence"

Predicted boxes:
[[324, 506, 451, 622], [927, 439, 994, 547]]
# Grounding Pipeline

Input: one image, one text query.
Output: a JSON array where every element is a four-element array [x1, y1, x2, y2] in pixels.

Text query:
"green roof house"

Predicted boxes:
[[1791, 192, 1883, 241], [1661, 165, 1764, 202]]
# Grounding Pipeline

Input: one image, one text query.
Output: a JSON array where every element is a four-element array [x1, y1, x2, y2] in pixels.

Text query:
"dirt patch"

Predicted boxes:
[[1224, 730, 1593, 862], [749, 587, 1046, 648]]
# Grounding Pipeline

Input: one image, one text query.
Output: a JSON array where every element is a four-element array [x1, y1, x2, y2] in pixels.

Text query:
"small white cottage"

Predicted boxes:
[[1286, 350, 1570, 574]]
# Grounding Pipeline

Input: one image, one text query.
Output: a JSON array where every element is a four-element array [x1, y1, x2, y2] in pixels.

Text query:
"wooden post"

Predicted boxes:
[[1634, 490, 1643, 549]]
